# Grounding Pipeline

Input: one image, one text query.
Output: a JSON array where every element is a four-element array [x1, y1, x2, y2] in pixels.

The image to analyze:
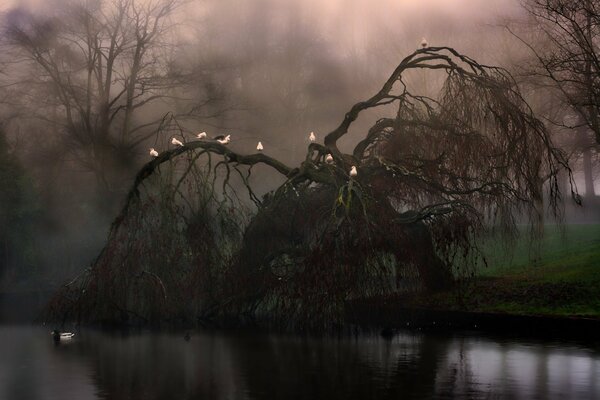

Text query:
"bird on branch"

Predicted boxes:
[[215, 134, 231, 145]]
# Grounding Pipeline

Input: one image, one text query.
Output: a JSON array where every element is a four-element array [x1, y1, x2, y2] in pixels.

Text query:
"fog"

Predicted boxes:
[[0, 0, 597, 291]]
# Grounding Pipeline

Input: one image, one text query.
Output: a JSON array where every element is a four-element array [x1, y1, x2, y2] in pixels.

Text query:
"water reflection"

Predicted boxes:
[[0, 326, 599, 399]]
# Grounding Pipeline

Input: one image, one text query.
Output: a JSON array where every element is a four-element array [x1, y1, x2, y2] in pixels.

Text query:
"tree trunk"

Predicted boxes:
[[582, 146, 596, 198]]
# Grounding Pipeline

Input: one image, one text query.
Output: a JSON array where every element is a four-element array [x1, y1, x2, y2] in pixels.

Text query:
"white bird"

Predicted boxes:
[[217, 134, 231, 145], [421, 37, 428, 48], [149, 148, 159, 157], [350, 166, 358, 177], [256, 141, 263, 151], [309, 131, 316, 142], [325, 153, 334, 164], [171, 137, 184, 147], [196, 131, 207, 139]]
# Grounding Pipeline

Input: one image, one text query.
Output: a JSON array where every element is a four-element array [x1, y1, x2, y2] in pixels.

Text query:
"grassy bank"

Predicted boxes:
[[402, 224, 600, 318]]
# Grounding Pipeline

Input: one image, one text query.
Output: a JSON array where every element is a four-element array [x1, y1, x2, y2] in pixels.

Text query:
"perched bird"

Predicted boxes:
[[309, 131, 316, 142], [256, 141, 264, 151], [149, 148, 159, 157], [196, 131, 207, 139], [350, 166, 358, 177], [51, 330, 75, 342], [217, 134, 231, 145], [421, 37, 428, 48], [171, 137, 184, 147], [325, 153, 334, 164]]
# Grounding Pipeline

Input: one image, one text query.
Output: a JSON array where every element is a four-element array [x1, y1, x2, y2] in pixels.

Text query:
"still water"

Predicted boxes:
[[0, 325, 599, 400]]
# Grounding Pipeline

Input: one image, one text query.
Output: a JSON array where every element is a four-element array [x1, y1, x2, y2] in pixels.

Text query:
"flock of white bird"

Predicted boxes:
[[146, 38, 434, 176], [148, 130, 358, 177]]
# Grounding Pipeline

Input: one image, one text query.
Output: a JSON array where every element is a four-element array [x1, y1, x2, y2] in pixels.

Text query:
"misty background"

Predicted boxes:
[[0, 0, 597, 294]]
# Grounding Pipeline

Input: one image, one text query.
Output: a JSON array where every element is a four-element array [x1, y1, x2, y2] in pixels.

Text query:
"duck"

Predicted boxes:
[[51, 330, 75, 342]]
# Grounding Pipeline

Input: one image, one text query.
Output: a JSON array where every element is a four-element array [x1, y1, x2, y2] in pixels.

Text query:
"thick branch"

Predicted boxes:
[[323, 47, 505, 155], [117, 139, 294, 223]]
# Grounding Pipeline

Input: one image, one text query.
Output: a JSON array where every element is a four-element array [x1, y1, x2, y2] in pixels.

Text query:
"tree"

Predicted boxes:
[[518, 0, 600, 143], [0, 126, 39, 284], [2, 0, 189, 199], [514, 0, 600, 197], [45, 47, 575, 328]]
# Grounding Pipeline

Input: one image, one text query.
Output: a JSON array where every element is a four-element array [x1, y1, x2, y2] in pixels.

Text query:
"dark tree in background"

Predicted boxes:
[[516, 0, 599, 197], [2, 0, 191, 203], [0, 127, 39, 286], [45, 47, 576, 328]]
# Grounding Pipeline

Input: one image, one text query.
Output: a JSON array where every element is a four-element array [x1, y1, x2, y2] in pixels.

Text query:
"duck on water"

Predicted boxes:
[[51, 330, 75, 342]]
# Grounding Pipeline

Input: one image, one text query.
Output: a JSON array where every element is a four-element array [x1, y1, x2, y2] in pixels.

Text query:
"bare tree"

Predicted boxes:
[[2, 0, 189, 196], [518, 1, 600, 142], [513, 0, 599, 197]]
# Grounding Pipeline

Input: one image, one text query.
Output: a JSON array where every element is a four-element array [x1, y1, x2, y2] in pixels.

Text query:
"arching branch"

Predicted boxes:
[[323, 47, 508, 156], [112, 139, 294, 233]]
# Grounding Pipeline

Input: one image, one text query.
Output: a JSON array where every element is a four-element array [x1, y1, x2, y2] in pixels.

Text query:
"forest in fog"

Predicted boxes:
[[0, 0, 598, 325]]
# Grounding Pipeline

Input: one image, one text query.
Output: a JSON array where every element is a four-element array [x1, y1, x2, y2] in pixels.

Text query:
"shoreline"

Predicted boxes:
[[345, 300, 600, 340], [2, 289, 600, 341]]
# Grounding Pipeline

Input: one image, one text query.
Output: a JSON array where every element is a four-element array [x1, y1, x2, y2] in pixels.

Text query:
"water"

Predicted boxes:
[[0, 325, 599, 400]]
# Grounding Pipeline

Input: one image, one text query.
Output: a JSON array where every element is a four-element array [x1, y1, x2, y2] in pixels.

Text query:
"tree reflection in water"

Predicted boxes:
[[0, 326, 598, 399]]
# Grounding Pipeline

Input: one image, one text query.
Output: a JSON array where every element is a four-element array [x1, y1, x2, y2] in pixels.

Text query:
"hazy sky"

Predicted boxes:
[[1, 0, 524, 66], [2, 0, 522, 21]]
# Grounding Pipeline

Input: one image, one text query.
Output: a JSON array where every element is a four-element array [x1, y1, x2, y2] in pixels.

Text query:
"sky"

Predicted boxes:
[[1, 0, 523, 21], [0, 0, 524, 66]]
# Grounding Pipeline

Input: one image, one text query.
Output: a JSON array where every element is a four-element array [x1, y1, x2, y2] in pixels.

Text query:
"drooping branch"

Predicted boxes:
[[117, 138, 294, 224], [323, 46, 511, 156]]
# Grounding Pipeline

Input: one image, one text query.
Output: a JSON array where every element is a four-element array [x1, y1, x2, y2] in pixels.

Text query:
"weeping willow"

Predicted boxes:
[[45, 47, 578, 329]]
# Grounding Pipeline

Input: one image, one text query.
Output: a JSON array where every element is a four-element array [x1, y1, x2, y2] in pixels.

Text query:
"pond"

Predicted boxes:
[[0, 325, 599, 399]]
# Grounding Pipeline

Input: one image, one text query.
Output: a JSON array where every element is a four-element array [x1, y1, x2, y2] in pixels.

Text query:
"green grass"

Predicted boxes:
[[473, 224, 600, 317], [479, 224, 600, 279], [404, 224, 600, 318]]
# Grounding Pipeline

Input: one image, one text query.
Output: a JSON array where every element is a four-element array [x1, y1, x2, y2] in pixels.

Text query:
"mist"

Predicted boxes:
[[1, 2, 600, 399], [0, 0, 597, 302]]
